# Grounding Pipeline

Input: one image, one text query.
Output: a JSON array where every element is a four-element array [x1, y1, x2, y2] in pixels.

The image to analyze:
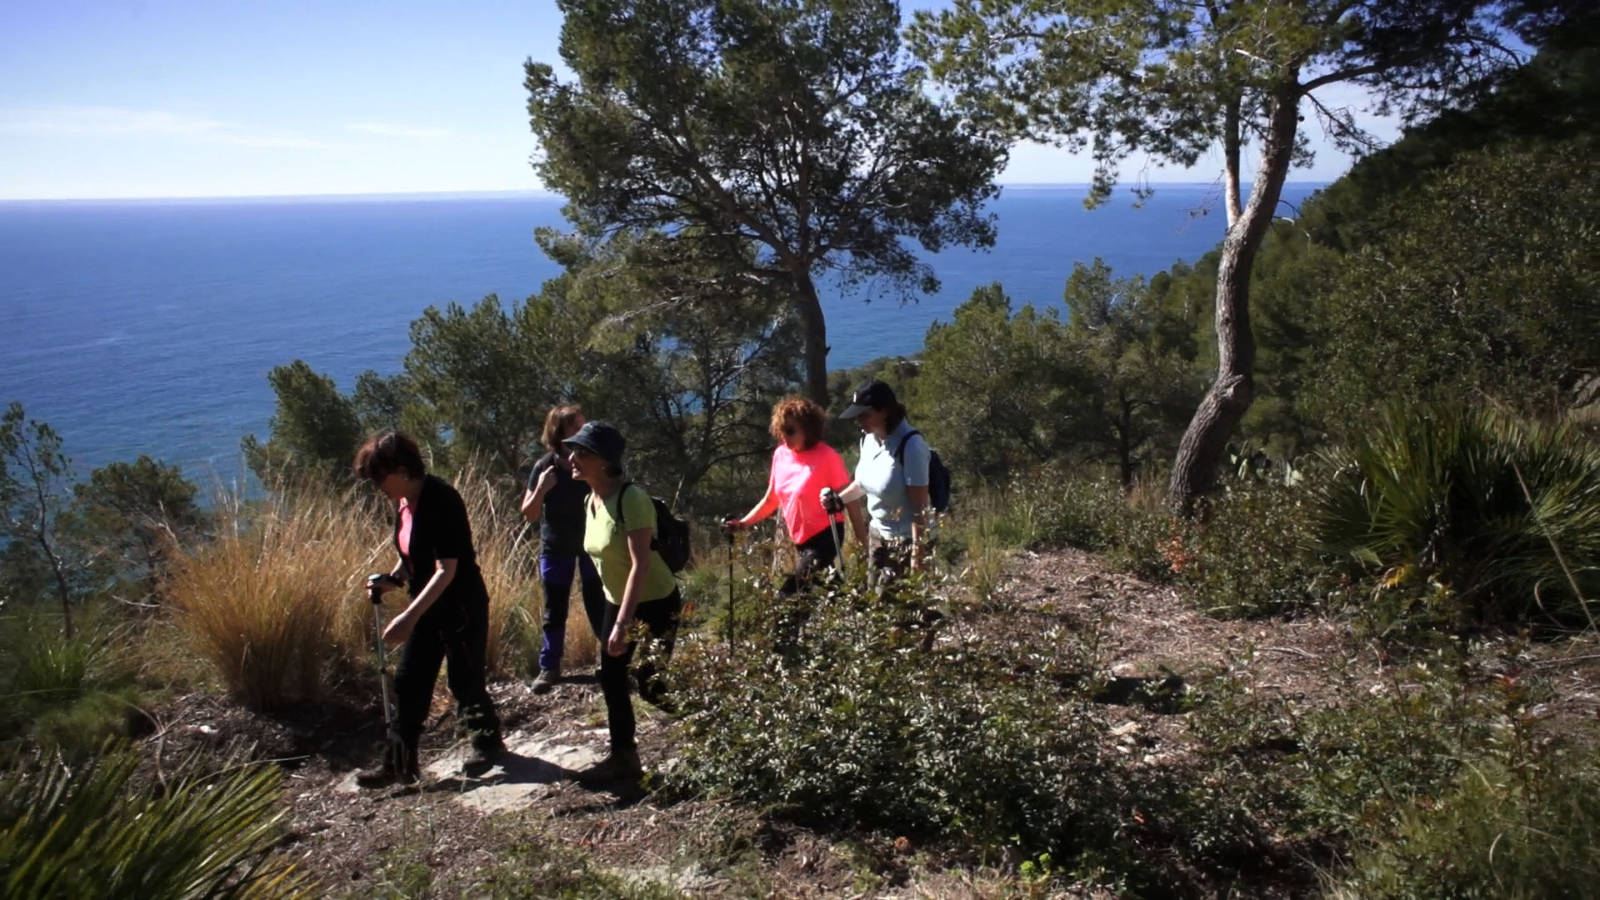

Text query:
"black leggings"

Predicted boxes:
[[779, 523, 842, 596], [598, 590, 682, 752], [393, 594, 501, 751]]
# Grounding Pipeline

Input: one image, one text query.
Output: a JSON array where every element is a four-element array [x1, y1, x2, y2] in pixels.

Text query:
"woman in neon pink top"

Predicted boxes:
[[723, 397, 863, 595]]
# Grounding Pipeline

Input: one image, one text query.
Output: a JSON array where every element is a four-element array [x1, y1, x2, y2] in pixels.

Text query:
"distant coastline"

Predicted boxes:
[[0, 181, 1328, 206]]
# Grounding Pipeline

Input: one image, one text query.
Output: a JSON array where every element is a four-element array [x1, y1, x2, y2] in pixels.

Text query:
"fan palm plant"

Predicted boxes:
[[1311, 403, 1600, 625]]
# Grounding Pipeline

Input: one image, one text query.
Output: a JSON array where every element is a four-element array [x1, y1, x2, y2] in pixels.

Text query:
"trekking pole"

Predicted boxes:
[[725, 527, 736, 651], [366, 574, 405, 766], [822, 488, 846, 577]]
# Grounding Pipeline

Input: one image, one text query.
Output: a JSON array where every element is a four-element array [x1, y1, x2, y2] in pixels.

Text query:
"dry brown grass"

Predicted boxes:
[[166, 485, 371, 709], [167, 469, 544, 710]]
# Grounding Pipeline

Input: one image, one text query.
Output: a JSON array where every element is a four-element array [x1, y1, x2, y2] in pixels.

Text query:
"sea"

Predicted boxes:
[[0, 183, 1321, 483]]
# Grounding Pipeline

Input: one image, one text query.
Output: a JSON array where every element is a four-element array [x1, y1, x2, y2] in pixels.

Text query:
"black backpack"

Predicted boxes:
[[895, 429, 952, 513], [618, 482, 693, 573]]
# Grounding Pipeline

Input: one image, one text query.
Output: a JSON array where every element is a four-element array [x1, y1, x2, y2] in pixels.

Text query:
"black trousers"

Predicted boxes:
[[778, 523, 842, 596], [393, 593, 501, 752], [598, 590, 682, 752], [772, 525, 843, 653]]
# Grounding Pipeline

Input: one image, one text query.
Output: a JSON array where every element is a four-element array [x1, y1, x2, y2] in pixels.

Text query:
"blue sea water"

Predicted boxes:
[[0, 184, 1320, 482]]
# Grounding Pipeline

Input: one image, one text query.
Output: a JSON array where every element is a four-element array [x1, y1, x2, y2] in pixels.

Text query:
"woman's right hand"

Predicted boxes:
[[606, 622, 630, 657], [533, 465, 558, 495], [819, 487, 843, 514]]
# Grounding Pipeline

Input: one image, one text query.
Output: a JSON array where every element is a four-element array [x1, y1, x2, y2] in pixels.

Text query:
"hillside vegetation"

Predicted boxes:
[[3, 10, 1599, 899]]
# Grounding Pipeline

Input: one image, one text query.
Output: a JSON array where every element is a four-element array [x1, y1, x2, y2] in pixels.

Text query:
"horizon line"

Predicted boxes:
[[0, 180, 1329, 205]]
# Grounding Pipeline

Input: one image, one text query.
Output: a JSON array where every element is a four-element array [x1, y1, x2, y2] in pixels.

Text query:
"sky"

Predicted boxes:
[[0, 0, 1402, 200]]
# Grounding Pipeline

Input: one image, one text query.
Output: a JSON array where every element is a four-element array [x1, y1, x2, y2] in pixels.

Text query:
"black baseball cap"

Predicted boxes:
[[562, 420, 626, 469], [839, 380, 897, 419]]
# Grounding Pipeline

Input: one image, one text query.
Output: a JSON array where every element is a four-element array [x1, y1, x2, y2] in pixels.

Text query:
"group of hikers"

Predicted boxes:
[[352, 380, 935, 788]]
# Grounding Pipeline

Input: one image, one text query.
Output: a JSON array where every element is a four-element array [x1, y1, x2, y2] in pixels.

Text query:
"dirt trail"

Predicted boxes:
[[145, 546, 1597, 897]]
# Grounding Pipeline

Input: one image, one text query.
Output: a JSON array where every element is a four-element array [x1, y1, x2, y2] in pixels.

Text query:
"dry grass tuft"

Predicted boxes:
[[168, 469, 540, 710], [167, 484, 374, 709]]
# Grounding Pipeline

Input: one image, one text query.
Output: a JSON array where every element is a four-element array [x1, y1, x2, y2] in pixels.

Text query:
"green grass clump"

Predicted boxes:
[[0, 744, 302, 898], [0, 612, 143, 760], [1329, 760, 1600, 899]]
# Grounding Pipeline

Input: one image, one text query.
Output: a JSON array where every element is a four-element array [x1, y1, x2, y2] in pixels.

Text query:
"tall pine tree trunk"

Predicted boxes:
[[794, 273, 830, 405], [1168, 87, 1300, 515]]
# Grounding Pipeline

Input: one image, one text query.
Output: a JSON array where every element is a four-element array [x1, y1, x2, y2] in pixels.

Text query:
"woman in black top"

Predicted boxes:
[[519, 405, 607, 693], [355, 431, 504, 787]]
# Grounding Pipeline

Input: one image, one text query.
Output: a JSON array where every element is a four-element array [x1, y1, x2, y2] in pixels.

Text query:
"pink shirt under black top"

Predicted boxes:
[[390, 474, 486, 606], [397, 497, 415, 561], [768, 442, 850, 546]]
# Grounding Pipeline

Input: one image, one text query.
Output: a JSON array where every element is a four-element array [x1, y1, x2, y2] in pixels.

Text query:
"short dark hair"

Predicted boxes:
[[769, 396, 826, 448], [542, 404, 585, 452], [354, 431, 426, 483]]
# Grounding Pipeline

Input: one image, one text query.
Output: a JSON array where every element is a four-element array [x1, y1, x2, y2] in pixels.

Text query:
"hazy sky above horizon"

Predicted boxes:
[[2, 0, 1402, 200]]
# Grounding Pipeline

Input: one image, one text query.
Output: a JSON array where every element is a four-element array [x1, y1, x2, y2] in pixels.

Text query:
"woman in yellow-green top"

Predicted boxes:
[[564, 420, 680, 783]]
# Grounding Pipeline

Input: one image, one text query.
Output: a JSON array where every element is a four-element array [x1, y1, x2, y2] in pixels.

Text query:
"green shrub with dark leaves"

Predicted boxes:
[[663, 576, 1116, 859], [1176, 474, 1329, 618], [1025, 469, 1172, 581]]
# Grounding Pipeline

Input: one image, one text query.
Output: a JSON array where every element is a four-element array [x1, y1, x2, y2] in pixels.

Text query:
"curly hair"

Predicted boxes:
[[541, 404, 585, 452], [768, 396, 826, 449], [354, 431, 426, 483]]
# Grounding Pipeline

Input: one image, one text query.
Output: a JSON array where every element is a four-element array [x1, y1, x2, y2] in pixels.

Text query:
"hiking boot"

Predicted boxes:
[[356, 743, 419, 788], [579, 747, 642, 784], [531, 665, 561, 695], [461, 737, 506, 778]]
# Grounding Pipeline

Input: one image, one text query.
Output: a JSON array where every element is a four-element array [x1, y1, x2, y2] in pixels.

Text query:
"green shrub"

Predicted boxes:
[[987, 467, 1168, 581], [0, 744, 301, 898], [663, 577, 1118, 861], [1187, 640, 1553, 846], [1029, 470, 1127, 551], [1177, 475, 1329, 618], [1312, 404, 1600, 627]]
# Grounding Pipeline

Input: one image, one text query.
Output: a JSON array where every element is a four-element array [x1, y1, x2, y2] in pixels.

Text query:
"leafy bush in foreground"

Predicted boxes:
[[664, 576, 1117, 862]]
